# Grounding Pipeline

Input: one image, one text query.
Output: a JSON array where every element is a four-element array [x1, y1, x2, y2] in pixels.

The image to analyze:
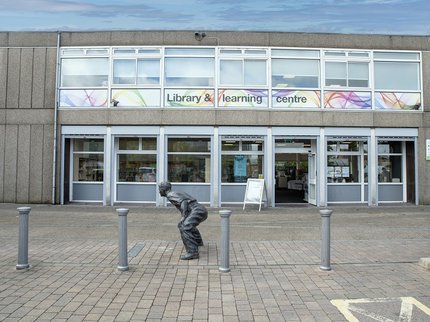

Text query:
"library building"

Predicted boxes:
[[0, 31, 429, 208]]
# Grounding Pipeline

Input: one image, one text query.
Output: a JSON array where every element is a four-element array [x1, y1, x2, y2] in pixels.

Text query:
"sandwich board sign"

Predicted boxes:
[[243, 179, 266, 211]]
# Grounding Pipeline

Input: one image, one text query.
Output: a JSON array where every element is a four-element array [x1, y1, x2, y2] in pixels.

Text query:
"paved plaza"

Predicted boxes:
[[0, 203, 429, 321]]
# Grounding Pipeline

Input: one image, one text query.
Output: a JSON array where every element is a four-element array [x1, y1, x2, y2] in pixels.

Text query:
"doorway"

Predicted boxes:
[[274, 138, 316, 205]]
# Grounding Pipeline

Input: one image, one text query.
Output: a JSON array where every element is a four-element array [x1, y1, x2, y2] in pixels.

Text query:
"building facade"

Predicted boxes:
[[0, 31, 429, 207]]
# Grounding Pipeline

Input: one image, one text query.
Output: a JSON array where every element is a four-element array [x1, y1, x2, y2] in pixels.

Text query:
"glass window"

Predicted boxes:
[[113, 59, 160, 85], [272, 59, 319, 88], [73, 139, 104, 182], [326, 140, 365, 183], [374, 62, 420, 90], [374, 52, 419, 60], [168, 138, 210, 152], [61, 58, 108, 87], [168, 138, 211, 183], [117, 137, 157, 183], [165, 48, 214, 55], [327, 155, 360, 183], [325, 61, 369, 87], [165, 58, 214, 86], [137, 60, 160, 84], [74, 139, 104, 152], [378, 141, 403, 183], [118, 154, 157, 182], [119, 137, 139, 150], [272, 49, 319, 58], [221, 139, 264, 183], [220, 59, 267, 86], [113, 59, 135, 84]]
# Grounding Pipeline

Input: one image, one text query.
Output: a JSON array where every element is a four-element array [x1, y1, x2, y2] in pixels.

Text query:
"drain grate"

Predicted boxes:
[[128, 242, 145, 257]]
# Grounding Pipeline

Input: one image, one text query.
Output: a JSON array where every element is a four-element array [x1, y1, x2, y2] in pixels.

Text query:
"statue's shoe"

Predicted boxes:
[[180, 253, 199, 260]]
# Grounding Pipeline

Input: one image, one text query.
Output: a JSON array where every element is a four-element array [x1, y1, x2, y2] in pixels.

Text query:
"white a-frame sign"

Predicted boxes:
[[243, 179, 267, 211]]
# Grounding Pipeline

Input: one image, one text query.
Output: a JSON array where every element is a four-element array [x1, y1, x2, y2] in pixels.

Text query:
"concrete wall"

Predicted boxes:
[[1, 31, 430, 204], [0, 43, 56, 203]]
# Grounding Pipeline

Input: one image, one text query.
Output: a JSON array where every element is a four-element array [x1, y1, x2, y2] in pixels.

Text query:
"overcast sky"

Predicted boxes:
[[0, 0, 429, 36]]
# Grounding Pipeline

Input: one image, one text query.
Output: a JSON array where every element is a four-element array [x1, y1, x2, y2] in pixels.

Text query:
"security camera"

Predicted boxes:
[[194, 32, 206, 41]]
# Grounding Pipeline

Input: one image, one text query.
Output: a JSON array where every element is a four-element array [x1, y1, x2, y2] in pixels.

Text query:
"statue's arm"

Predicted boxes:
[[180, 200, 190, 218]]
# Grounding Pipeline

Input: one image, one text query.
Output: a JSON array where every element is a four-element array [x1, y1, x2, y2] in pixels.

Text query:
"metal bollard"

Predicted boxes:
[[116, 208, 129, 271], [320, 209, 333, 271], [219, 210, 232, 273], [16, 207, 31, 270]]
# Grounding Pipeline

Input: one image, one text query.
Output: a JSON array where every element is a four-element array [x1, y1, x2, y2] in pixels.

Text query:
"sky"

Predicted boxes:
[[0, 0, 429, 36]]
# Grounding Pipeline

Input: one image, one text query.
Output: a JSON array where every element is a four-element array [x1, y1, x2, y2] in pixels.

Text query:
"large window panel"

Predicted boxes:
[[118, 154, 157, 182], [221, 139, 264, 183], [168, 138, 211, 183], [272, 59, 319, 88], [374, 62, 420, 90], [117, 137, 157, 183], [113, 59, 135, 84], [61, 58, 109, 87], [165, 58, 214, 86], [325, 62, 369, 88], [73, 139, 104, 182], [220, 59, 267, 86]]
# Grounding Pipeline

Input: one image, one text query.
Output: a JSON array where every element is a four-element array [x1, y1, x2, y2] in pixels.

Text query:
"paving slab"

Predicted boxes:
[[0, 204, 429, 321]]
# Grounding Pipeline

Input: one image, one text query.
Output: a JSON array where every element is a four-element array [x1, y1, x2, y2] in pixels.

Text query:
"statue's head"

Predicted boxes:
[[158, 181, 172, 197]]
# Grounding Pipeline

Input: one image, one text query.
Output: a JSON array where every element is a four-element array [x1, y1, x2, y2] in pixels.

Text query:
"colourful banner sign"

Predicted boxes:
[[112, 89, 161, 107], [272, 90, 321, 108], [165, 89, 215, 107], [375, 92, 421, 110], [218, 89, 268, 107], [324, 91, 371, 109], [60, 89, 108, 107]]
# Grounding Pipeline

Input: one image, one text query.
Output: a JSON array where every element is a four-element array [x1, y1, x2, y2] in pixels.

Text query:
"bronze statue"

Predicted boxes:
[[158, 182, 208, 260]]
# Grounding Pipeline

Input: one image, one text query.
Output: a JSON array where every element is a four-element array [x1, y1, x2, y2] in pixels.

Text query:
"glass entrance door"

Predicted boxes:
[[275, 138, 314, 205]]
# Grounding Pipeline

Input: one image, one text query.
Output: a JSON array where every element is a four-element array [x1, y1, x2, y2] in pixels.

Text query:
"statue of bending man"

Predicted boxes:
[[158, 181, 208, 260]]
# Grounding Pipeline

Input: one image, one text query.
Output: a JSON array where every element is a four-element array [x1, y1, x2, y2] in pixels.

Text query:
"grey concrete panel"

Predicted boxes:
[[32, 48, 47, 109], [44, 48, 57, 109], [373, 112, 423, 128], [42, 125, 54, 203], [162, 109, 216, 125], [60, 32, 112, 47], [0, 48, 7, 110], [322, 111, 374, 127], [0, 33, 8, 46], [270, 110, 323, 126], [58, 109, 109, 124], [109, 31, 164, 46], [6, 49, 20, 109], [108, 109, 163, 125], [328, 185, 362, 202], [4, 125, 18, 202], [0, 109, 5, 124], [16, 125, 31, 203], [6, 32, 57, 47], [218, 32, 269, 47], [215, 110, 270, 126], [6, 109, 54, 125], [19, 48, 33, 109], [29, 125, 44, 203], [0, 125, 4, 201]]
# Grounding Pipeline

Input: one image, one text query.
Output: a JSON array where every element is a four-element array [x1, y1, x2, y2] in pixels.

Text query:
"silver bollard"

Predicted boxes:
[[320, 209, 333, 271], [116, 208, 129, 271], [219, 210, 232, 273], [16, 207, 31, 270]]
